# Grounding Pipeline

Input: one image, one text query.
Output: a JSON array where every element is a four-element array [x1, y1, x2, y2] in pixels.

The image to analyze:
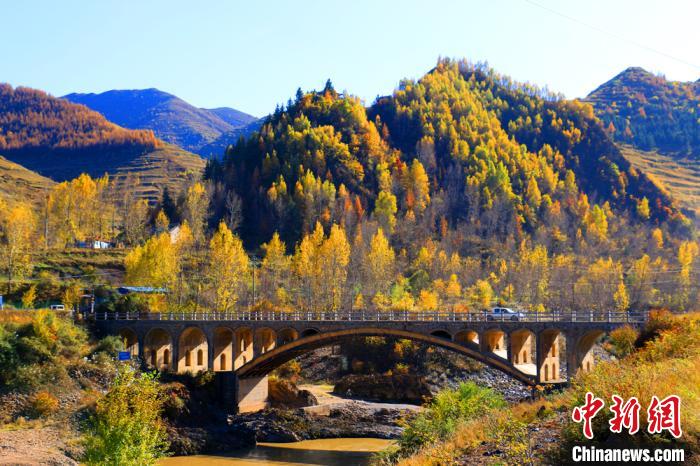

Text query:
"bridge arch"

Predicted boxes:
[[277, 328, 299, 346], [482, 327, 507, 359], [213, 327, 234, 371], [573, 329, 604, 375], [255, 328, 276, 355], [118, 327, 139, 358], [537, 328, 566, 383], [236, 327, 536, 385], [235, 327, 253, 369], [144, 328, 172, 370], [178, 326, 209, 373], [454, 329, 479, 346], [300, 328, 320, 338], [430, 329, 452, 340]]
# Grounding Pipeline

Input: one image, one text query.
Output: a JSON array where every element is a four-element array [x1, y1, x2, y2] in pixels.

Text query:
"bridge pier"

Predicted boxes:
[[235, 375, 269, 413]]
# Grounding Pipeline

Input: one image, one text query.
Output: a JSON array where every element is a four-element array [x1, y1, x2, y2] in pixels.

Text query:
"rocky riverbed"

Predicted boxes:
[[168, 399, 418, 455]]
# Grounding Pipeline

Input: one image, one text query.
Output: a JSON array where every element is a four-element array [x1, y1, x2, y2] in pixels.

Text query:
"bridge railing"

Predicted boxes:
[[94, 309, 648, 323]]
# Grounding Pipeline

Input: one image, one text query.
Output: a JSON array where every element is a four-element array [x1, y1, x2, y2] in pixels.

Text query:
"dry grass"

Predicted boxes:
[[620, 145, 700, 218], [0, 155, 54, 206], [394, 313, 700, 465]]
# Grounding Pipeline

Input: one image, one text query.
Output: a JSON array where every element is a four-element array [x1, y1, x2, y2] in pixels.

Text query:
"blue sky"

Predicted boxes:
[[1, 0, 698, 116]]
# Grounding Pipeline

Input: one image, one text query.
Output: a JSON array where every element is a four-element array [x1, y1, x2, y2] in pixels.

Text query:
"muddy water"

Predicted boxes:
[[159, 438, 393, 466]]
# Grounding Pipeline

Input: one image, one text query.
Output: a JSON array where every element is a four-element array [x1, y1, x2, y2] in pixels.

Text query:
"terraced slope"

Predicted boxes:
[[0, 155, 54, 205]]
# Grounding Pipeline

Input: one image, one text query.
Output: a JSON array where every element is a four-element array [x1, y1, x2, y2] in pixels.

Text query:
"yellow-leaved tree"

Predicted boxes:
[[318, 224, 350, 310], [0, 203, 36, 293], [207, 222, 249, 312], [260, 232, 291, 306], [293, 222, 325, 311], [367, 228, 395, 299], [124, 233, 178, 311]]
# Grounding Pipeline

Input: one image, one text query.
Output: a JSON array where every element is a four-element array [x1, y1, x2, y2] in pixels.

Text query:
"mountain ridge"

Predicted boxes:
[[63, 88, 256, 154], [0, 84, 205, 201]]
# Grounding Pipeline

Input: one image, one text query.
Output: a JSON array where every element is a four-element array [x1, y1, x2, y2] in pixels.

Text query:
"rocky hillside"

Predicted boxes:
[[64, 88, 256, 154]]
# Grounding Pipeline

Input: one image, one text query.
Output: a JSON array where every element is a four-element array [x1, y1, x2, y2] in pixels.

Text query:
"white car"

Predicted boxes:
[[485, 307, 525, 321]]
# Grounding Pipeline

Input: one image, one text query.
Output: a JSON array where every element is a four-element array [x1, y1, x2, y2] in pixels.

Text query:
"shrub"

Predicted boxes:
[[397, 382, 505, 456], [608, 325, 638, 358], [29, 390, 59, 418], [635, 308, 676, 348], [82, 367, 169, 466], [275, 360, 302, 381]]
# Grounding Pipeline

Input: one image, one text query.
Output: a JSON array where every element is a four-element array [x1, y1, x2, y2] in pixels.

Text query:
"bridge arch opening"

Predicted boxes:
[[574, 330, 604, 377], [510, 329, 536, 376], [301, 328, 319, 338], [236, 327, 535, 386], [213, 327, 234, 372], [118, 327, 139, 358], [482, 328, 507, 359], [278, 328, 299, 346], [235, 328, 253, 369], [178, 327, 208, 373], [454, 330, 479, 346], [255, 328, 276, 355], [538, 329, 564, 383], [144, 328, 172, 370], [430, 330, 452, 340]]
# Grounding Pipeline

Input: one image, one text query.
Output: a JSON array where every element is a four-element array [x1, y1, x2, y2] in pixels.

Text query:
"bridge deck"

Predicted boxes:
[[95, 309, 647, 323]]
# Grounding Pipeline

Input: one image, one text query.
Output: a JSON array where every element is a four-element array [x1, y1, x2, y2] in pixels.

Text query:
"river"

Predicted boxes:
[[159, 438, 393, 466]]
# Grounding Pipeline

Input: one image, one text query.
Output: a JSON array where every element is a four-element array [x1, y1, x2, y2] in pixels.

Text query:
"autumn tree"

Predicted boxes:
[[184, 182, 209, 245], [125, 233, 178, 292], [260, 232, 292, 306], [207, 222, 249, 312], [318, 224, 350, 310], [0, 203, 36, 292], [366, 228, 396, 299]]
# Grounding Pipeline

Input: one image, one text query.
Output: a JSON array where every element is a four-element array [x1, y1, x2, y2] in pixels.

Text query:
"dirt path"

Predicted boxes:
[[0, 425, 78, 466]]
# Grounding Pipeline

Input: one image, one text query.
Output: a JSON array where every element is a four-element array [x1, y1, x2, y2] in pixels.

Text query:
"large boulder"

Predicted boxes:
[[268, 378, 318, 408]]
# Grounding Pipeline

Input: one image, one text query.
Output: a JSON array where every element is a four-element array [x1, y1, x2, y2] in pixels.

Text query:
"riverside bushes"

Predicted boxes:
[[82, 366, 169, 466], [383, 312, 699, 465], [376, 382, 505, 463], [0, 309, 88, 390]]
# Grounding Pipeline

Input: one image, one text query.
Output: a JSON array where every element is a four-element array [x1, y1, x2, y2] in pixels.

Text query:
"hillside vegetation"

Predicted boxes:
[[385, 311, 700, 465], [206, 59, 687, 250], [0, 155, 54, 206], [0, 84, 205, 199], [620, 145, 700, 218], [64, 88, 256, 154], [586, 67, 700, 157]]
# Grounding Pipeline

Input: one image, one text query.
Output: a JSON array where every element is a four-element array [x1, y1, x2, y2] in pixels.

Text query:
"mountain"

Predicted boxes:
[[205, 59, 686, 249], [207, 107, 258, 128], [63, 88, 256, 154], [586, 68, 700, 217], [0, 84, 205, 201], [0, 155, 54, 206], [197, 118, 264, 159], [586, 67, 700, 156]]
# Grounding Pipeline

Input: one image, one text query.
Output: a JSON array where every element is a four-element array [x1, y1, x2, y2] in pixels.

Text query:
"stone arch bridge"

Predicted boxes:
[[95, 310, 646, 412]]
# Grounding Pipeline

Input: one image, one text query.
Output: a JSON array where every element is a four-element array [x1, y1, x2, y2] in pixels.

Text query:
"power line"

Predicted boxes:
[[522, 0, 700, 71]]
